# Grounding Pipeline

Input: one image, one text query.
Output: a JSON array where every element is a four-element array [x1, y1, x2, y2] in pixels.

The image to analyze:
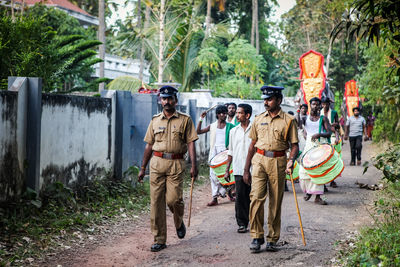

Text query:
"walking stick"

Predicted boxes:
[[187, 176, 195, 227], [290, 172, 306, 246]]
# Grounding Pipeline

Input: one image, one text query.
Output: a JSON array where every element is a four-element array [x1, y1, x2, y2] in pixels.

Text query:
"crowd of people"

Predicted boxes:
[[137, 85, 374, 253]]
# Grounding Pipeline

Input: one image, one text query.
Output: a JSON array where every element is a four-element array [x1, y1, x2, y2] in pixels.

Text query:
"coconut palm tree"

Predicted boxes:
[[98, 0, 105, 91]]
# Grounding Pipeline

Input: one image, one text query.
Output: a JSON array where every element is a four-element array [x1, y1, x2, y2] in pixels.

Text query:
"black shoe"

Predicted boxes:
[[177, 222, 186, 239], [303, 193, 312, 201], [237, 225, 247, 233], [284, 182, 289, 192], [350, 161, 355, 166], [249, 238, 265, 253], [265, 242, 278, 252], [151, 243, 167, 252], [324, 185, 329, 192]]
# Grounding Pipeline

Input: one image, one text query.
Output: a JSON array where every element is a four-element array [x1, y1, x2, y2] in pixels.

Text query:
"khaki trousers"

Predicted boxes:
[[249, 153, 286, 242], [150, 156, 185, 244]]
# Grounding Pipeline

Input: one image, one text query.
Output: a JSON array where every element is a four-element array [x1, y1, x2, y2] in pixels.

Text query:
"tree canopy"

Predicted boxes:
[[0, 5, 102, 91]]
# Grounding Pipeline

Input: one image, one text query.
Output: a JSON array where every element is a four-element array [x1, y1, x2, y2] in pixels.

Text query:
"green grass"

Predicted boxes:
[[338, 180, 400, 266], [0, 162, 209, 266]]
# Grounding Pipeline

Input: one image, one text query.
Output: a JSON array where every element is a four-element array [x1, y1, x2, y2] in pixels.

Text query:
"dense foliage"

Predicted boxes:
[[0, 5, 102, 92], [330, 0, 400, 142], [340, 144, 400, 266], [108, 0, 278, 96], [340, 181, 400, 266], [279, 0, 364, 96], [357, 43, 400, 143]]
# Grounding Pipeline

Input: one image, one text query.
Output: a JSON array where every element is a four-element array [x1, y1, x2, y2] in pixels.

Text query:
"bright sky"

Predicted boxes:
[[269, 0, 297, 47], [107, 0, 135, 26], [271, 0, 297, 22], [108, 0, 297, 28]]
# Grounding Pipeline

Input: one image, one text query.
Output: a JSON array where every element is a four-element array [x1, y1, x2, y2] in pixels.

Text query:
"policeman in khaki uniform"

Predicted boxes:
[[138, 86, 198, 252], [243, 86, 299, 253]]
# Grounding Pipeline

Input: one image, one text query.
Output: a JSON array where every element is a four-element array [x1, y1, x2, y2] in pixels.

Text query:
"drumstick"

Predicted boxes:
[[205, 104, 218, 113], [187, 176, 195, 227], [290, 172, 306, 246]]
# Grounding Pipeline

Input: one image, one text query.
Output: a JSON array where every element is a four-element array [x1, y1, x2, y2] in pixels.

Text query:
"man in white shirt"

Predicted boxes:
[[225, 104, 253, 233]]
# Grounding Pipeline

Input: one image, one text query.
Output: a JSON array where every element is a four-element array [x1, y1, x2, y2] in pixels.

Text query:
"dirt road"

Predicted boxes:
[[49, 142, 381, 267]]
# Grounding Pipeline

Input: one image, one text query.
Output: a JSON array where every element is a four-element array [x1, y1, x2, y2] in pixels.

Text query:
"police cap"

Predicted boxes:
[[260, 85, 284, 99], [159, 86, 178, 97]]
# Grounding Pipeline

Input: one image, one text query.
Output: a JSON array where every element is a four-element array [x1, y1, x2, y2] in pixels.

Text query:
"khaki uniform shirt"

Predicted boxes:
[[144, 111, 198, 154], [249, 109, 299, 151]]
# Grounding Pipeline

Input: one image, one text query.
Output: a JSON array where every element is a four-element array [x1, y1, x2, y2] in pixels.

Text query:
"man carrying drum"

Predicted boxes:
[[197, 105, 236, 206], [299, 97, 338, 205], [138, 86, 198, 252], [225, 104, 253, 233], [243, 86, 299, 253]]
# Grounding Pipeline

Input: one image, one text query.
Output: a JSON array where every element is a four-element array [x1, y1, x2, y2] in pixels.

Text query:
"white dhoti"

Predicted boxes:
[[299, 136, 325, 195], [209, 145, 226, 198], [298, 129, 306, 154]]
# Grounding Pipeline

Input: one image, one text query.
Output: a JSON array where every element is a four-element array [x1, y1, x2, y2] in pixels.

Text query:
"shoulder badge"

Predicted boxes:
[[177, 111, 189, 117], [255, 110, 267, 118], [152, 113, 162, 119]]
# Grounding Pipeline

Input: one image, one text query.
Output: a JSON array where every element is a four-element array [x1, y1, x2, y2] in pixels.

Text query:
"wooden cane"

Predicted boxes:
[[187, 177, 195, 227], [290, 172, 306, 246]]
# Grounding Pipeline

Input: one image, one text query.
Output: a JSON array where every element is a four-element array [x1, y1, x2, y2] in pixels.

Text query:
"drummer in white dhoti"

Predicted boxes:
[[299, 97, 338, 205], [321, 96, 341, 188], [197, 105, 236, 206]]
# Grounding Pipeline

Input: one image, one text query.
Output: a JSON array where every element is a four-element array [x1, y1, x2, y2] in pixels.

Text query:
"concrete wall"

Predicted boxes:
[[0, 91, 24, 201], [1, 80, 299, 202], [130, 93, 159, 167], [39, 94, 114, 189]]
